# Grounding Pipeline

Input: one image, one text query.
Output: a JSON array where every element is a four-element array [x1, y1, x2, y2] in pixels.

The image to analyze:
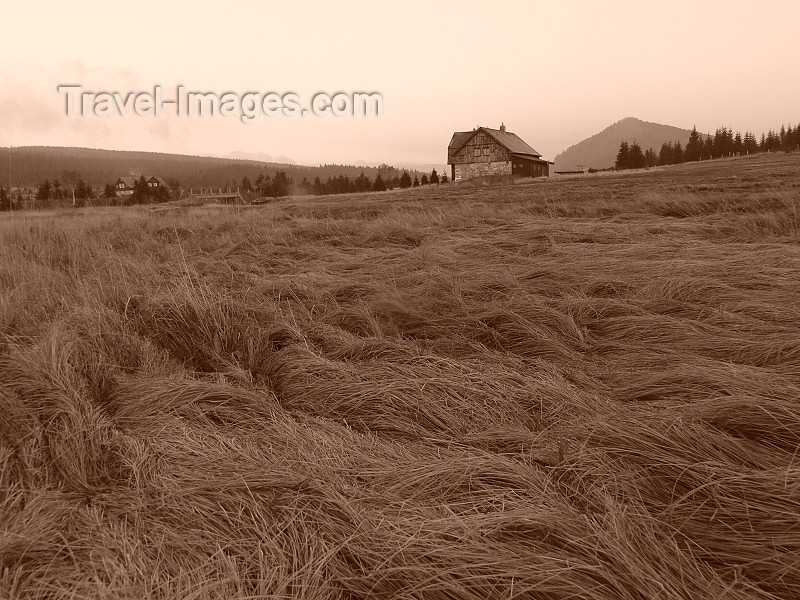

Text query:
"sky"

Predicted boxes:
[[1, 0, 798, 168]]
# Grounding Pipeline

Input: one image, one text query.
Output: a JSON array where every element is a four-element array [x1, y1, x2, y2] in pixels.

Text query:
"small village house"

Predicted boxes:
[[114, 175, 167, 197], [447, 124, 552, 182]]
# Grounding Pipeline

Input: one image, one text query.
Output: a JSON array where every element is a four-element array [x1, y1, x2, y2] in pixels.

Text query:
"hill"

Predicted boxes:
[[554, 117, 695, 171], [0, 146, 424, 189]]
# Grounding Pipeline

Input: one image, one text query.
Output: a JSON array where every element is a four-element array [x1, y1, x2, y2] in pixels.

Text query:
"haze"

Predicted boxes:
[[1, 0, 797, 167]]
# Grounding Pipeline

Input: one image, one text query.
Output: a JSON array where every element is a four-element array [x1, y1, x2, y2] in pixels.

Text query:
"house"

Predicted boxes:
[[114, 175, 167, 196], [447, 124, 553, 182]]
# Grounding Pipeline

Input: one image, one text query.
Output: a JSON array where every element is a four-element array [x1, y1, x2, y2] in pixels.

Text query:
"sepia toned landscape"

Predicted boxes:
[[2, 152, 799, 599]]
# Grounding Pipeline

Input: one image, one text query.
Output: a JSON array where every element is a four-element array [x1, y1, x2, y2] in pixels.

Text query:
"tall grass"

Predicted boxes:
[[1, 152, 799, 598]]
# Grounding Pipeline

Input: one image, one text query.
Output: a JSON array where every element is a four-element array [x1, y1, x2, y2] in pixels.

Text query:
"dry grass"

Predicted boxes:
[[1, 152, 799, 599]]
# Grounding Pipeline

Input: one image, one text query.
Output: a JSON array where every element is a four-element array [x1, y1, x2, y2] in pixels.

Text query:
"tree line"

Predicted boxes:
[[297, 168, 445, 197], [615, 122, 800, 170], [1, 167, 449, 211], [242, 168, 447, 198]]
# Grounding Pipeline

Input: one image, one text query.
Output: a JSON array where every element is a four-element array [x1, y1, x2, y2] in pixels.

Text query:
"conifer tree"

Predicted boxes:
[[673, 141, 684, 164], [615, 141, 630, 170], [256, 173, 272, 196], [644, 147, 657, 167], [75, 178, 90, 202], [713, 127, 727, 157], [628, 141, 645, 169], [766, 131, 779, 151], [685, 126, 701, 162], [743, 132, 758, 154], [270, 171, 292, 197], [784, 125, 794, 151], [355, 172, 371, 193], [128, 175, 146, 204], [733, 132, 743, 155], [37, 180, 51, 201], [658, 142, 673, 166], [372, 174, 387, 192], [702, 135, 714, 160]]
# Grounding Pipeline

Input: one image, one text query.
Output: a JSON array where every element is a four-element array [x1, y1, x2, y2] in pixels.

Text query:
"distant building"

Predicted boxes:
[[114, 175, 167, 196], [447, 124, 552, 182]]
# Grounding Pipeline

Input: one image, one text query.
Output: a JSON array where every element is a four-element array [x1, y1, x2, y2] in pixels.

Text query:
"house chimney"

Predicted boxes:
[[500, 123, 506, 132]]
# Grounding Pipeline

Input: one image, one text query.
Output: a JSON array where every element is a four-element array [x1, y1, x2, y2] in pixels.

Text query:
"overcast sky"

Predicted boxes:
[[1, 0, 798, 168]]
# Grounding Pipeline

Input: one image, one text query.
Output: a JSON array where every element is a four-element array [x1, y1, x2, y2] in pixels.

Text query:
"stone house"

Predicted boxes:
[[447, 124, 552, 182]]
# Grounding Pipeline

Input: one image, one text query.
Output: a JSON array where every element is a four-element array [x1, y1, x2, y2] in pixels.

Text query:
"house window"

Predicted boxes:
[[473, 148, 480, 157], [483, 147, 490, 156]]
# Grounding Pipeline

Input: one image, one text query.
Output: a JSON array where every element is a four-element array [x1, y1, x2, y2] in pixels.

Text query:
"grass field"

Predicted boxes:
[[1, 152, 799, 599]]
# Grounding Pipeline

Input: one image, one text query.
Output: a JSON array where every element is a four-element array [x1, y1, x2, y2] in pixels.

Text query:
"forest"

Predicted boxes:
[[0, 146, 428, 190], [0, 167, 446, 210]]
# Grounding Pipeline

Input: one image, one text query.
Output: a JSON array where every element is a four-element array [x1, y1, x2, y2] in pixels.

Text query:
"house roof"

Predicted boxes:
[[510, 153, 551, 164], [448, 131, 474, 151], [116, 175, 166, 188], [447, 131, 474, 163], [448, 126, 542, 163], [485, 128, 541, 157]]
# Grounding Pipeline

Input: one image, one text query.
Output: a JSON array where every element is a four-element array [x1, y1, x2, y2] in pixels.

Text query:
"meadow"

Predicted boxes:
[[1, 152, 799, 599]]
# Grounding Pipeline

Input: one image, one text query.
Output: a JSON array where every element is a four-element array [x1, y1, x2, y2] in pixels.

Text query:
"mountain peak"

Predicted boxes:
[[554, 118, 694, 171]]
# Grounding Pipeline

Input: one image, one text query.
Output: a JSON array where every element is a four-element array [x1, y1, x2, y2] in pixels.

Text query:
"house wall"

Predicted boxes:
[[450, 131, 513, 181], [115, 180, 133, 196], [452, 131, 511, 165], [511, 157, 550, 178], [454, 160, 512, 181]]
